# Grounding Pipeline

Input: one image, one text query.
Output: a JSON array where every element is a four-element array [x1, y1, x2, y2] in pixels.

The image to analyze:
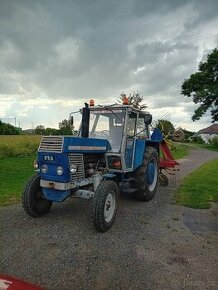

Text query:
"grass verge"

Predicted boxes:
[[176, 159, 218, 209], [189, 143, 218, 152], [0, 155, 35, 206], [171, 143, 189, 160]]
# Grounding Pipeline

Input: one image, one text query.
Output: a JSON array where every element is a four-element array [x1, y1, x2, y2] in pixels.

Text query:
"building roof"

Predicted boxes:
[[198, 124, 218, 134]]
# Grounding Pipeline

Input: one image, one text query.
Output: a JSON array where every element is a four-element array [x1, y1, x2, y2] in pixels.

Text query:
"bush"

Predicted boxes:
[[208, 136, 218, 148], [0, 121, 20, 135], [191, 135, 205, 144]]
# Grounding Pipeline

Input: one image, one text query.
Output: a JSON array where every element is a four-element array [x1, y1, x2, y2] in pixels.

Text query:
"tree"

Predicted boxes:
[[119, 91, 147, 110], [0, 120, 20, 135], [157, 119, 175, 135], [181, 48, 218, 122], [35, 125, 45, 135], [183, 129, 195, 140], [44, 128, 60, 136], [59, 119, 73, 135]]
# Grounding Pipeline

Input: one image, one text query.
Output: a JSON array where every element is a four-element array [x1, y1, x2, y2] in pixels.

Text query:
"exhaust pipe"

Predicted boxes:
[[81, 103, 90, 138]]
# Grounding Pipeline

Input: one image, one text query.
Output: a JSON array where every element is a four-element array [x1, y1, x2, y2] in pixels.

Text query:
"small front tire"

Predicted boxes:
[[22, 174, 52, 217], [92, 180, 119, 232]]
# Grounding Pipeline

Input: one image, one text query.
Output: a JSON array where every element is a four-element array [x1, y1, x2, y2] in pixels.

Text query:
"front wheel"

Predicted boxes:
[[22, 174, 52, 217], [92, 180, 119, 232], [133, 146, 159, 201]]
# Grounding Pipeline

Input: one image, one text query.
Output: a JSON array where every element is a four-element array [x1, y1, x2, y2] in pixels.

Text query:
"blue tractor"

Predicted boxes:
[[22, 101, 161, 231]]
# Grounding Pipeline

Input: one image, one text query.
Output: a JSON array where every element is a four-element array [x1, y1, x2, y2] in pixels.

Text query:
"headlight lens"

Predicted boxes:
[[57, 166, 64, 176], [33, 160, 39, 169], [70, 164, 77, 174], [41, 164, 48, 173]]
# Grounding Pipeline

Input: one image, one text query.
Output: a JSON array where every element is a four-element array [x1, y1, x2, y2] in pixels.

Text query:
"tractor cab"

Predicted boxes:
[[77, 103, 153, 173]]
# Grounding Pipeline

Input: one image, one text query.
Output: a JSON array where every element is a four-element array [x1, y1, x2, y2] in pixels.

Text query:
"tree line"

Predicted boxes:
[[0, 119, 74, 136]]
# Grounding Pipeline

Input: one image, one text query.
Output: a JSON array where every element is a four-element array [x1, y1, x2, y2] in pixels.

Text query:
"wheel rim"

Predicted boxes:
[[104, 192, 116, 223], [147, 158, 158, 191]]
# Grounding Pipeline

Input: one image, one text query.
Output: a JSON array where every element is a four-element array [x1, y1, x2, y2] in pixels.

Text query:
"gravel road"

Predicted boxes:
[[0, 148, 218, 290]]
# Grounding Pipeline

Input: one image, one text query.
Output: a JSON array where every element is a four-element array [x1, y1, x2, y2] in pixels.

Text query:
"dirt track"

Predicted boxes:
[[0, 148, 218, 290]]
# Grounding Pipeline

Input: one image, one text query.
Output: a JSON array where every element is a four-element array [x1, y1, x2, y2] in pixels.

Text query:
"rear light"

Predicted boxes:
[[107, 156, 122, 170], [113, 160, 121, 168]]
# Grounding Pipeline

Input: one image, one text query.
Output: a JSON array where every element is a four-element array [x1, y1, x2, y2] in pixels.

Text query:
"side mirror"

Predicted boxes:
[[144, 114, 152, 125], [69, 115, 74, 127]]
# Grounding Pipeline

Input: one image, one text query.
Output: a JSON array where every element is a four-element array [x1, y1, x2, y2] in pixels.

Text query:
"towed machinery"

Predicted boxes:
[[22, 99, 178, 231]]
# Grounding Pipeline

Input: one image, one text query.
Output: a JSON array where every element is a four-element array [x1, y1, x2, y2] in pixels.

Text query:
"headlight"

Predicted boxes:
[[41, 164, 48, 173], [57, 166, 64, 176], [33, 160, 39, 169], [70, 164, 77, 174]]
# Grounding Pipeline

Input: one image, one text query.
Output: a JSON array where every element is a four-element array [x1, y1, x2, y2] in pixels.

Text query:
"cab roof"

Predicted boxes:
[[89, 104, 150, 116]]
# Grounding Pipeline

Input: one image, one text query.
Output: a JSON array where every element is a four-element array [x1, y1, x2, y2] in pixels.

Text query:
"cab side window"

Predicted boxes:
[[127, 112, 137, 137], [136, 114, 148, 138]]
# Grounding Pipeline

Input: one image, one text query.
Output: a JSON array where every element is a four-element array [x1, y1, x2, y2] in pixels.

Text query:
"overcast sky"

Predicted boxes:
[[0, 0, 217, 131]]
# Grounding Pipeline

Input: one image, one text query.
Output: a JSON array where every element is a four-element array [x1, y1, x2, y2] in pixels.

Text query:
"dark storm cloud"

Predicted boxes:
[[0, 0, 217, 109], [185, 0, 218, 28]]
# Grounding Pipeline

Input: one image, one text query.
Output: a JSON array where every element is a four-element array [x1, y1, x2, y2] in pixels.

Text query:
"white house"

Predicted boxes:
[[198, 124, 218, 143]]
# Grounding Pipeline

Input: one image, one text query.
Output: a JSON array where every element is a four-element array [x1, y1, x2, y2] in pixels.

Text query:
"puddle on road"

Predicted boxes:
[[182, 203, 218, 237]]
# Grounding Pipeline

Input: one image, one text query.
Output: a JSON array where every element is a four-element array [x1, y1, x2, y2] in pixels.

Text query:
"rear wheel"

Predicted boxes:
[[133, 146, 159, 201], [92, 180, 119, 232], [22, 174, 52, 217]]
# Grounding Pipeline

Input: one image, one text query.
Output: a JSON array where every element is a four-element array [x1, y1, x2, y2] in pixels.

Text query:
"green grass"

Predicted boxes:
[[171, 143, 189, 160], [176, 159, 218, 209], [0, 135, 41, 157], [189, 143, 218, 152], [0, 155, 36, 206]]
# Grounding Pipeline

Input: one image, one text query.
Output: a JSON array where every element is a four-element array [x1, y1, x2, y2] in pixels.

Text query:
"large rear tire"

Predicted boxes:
[[22, 174, 52, 217], [92, 180, 119, 232], [133, 146, 159, 201]]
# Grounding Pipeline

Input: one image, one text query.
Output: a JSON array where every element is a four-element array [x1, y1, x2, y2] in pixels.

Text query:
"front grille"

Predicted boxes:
[[38, 136, 64, 153], [68, 154, 85, 181]]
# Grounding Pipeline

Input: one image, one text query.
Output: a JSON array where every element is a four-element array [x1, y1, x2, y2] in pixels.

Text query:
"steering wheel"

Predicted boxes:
[[101, 130, 110, 138]]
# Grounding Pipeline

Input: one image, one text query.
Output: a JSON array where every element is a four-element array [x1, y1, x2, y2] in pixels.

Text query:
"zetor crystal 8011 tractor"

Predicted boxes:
[[22, 100, 171, 232]]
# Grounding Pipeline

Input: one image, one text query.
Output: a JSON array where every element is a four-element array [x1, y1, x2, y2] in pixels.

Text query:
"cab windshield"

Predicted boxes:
[[89, 109, 126, 152]]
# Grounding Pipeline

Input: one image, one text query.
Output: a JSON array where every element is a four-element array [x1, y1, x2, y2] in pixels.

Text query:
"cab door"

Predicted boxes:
[[124, 112, 137, 169]]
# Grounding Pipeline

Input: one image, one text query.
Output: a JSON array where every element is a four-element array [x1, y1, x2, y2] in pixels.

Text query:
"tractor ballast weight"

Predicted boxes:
[[22, 102, 178, 231]]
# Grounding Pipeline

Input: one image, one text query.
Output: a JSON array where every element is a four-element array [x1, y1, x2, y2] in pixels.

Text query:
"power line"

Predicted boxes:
[[0, 117, 19, 127]]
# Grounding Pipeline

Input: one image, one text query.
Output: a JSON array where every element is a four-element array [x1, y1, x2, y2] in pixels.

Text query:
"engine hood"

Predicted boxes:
[[64, 136, 111, 153], [38, 136, 111, 154]]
